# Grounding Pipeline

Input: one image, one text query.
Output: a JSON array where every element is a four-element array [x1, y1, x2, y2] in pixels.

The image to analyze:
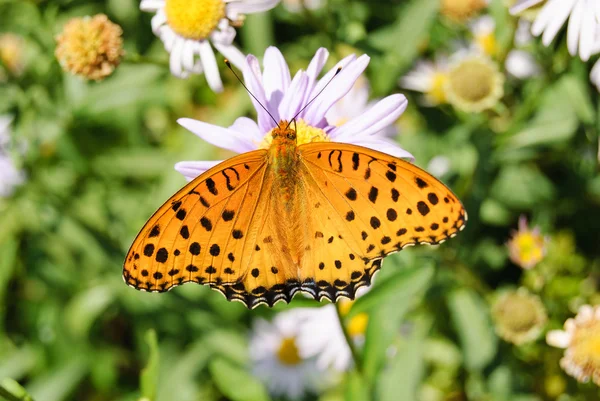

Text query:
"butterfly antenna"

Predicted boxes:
[[285, 66, 342, 130], [224, 59, 279, 127]]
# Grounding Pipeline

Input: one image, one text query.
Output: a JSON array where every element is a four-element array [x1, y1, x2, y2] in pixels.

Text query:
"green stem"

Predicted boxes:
[[335, 302, 363, 374]]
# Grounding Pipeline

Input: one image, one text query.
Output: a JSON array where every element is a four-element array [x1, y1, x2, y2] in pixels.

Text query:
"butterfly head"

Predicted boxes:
[[271, 120, 297, 144]]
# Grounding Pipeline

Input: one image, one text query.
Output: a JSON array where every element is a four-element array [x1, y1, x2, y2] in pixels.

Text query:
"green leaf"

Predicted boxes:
[[344, 370, 370, 401], [447, 289, 497, 371], [558, 75, 595, 124], [368, 0, 439, 94], [0, 378, 34, 401], [209, 358, 269, 401], [361, 261, 435, 383], [348, 264, 434, 318], [140, 329, 160, 401], [64, 285, 115, 338], [490, 164, 555, 209], [376, 318, 430, 401], [27, 357, 88, 401]]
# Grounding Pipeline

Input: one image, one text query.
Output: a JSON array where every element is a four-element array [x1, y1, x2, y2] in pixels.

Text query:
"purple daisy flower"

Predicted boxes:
[[175, 46, 413, 181]]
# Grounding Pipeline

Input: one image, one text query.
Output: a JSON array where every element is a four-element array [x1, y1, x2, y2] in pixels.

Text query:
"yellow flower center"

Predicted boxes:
[[514, 232, 544, 265], [347, 313, 369, 338], [492, 290, 546, 345], [0, 34, 24, 75], [568, 320, 600, 382], [55, 14, 124, 81], [337, 300, 369, 338], [277, 337, 302, 365], [440, 0, 487, 22], [476, 32, 498, 57], [165, 0, 226, 40], [261, 119, 329, 148], [445, 56, 504, 112], [427, 72, 449, 104]]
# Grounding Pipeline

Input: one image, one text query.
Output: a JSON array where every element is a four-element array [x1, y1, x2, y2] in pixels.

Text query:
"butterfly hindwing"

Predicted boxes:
[[123, 150, 270, 293]]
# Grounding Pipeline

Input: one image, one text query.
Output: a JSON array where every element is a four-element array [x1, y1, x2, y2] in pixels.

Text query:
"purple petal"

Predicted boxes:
[[178, 118, 256, 153], [347, 137, 414, 161], [302, 54, 367, 123], [175, 160, 222, 181], [330, 94, 408, 141], [278, 71, 309, 120], [243, 55, 274, 132], [262, 47, 291, 108], [305, 47, 329, 92], [228, 116, 263, 145]]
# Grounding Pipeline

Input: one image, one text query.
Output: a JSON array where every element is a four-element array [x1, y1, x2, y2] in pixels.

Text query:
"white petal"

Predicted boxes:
[[510, 0, 545, 15], [178, 118, 256, 153], [198, 40, 224, 92], [263, 46, 292, 107], [577, 304, 594, 322], [150, 9, 168, 33], [575, 0, 596, 60], [567, 0, 584, 57], [174, 160, 222, 181], [169, 38, 185, 78], [140, 0, 165, 12], [536, 0, 574, 45], [505, 50, 541, 79], [181, 40, 195, 72], [212, 42, 246, 70], [304, 53, 355, 110], [226, 0, 280, 16], [330, 94, 407, 141], [546, 330, 571, 348]]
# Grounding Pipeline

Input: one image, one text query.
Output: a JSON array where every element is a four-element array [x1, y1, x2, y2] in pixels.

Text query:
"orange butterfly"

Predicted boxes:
[[123, 120, 467, 308]]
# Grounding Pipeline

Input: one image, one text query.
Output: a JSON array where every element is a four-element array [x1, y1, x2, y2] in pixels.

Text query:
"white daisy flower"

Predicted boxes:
[[510, 0, 600, 62], [294, 288, 369, 372], [281, 0, 324, 13], [174, 46, 412, 181], [0, 115, 25, 198], [505, 49, 541, 79], [399, 57, 450, 106], [140, 0, 280, 92], [427, 155, 451, 177], [249, 311, 329, 399], [470, 15, 498, 56], [547, 305, 600, 386]]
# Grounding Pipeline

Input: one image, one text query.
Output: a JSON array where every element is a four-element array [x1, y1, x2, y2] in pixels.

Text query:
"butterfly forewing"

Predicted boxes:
[[298, 142, 467, 256], [123, 150, 269, 293]]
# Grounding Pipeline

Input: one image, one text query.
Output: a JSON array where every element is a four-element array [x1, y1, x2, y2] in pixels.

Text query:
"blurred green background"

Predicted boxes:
[[1, 0, 600, 400]]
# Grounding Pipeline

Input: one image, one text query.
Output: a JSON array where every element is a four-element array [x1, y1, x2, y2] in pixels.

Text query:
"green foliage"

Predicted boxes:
[[1, 0, 600, 401]]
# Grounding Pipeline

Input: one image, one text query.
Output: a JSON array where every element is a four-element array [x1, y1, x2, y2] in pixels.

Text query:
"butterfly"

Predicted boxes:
[[123, 121, 467, 309]]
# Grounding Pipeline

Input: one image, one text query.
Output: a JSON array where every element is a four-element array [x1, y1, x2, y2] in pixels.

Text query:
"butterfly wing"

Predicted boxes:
[[123, 150, 275, 295], [295, 142, 467, 301]]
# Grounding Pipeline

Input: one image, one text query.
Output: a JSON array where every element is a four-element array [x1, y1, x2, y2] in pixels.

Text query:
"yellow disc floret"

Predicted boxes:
[[165, 0, 226, 40], [426, 72, 449, 105], [55, 14, 124, 81], [476, 32, 498, 57], [261, 119, 329, 148], [445, 55, 504, 113], [492, 289, 547, 345], [277, 337, 302, 365]]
